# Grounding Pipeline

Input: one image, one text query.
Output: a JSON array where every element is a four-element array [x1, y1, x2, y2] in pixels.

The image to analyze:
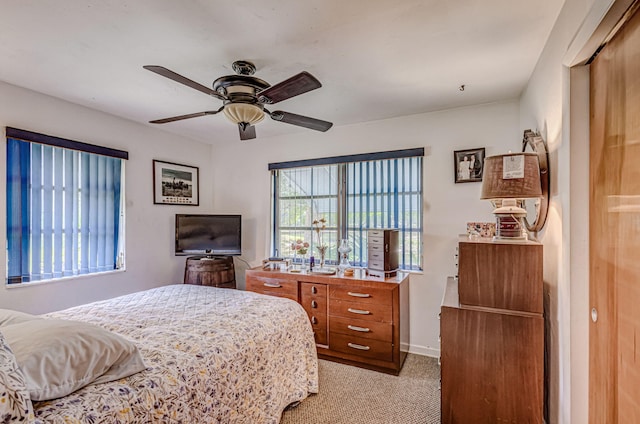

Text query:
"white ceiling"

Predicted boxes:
[[0, 0, 564, 145]]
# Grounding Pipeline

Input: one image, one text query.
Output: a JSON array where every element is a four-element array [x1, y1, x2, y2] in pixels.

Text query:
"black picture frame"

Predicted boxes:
[[454, 148, 485, 183], [153, 160, 199, 205]]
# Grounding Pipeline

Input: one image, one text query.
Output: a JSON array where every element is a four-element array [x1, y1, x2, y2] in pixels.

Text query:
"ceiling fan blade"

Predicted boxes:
[[238, 123, 257, 140], [258, 72, 321, 104], [269, 110, 333, 132], [150, 108, 223, 124], [143, 65, 225, 100]]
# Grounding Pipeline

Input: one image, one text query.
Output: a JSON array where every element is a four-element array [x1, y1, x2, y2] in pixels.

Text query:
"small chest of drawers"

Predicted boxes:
[[245, 268, 409, 375], [367, 229, 400, 276]]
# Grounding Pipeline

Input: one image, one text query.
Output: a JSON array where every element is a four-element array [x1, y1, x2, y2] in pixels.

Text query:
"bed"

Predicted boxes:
[[0, 284, 319, 423]]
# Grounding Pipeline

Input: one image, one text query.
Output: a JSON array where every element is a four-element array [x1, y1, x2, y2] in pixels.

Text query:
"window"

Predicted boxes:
[[5, 127, 128, 284], [270, 148, 423, 270]]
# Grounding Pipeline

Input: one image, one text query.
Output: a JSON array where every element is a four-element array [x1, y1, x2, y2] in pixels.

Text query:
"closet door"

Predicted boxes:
[[590, 4, 640, 423]]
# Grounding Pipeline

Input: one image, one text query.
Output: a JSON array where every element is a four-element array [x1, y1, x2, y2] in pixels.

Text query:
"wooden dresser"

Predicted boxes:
[[440, 237, 544, 423], [245, 268, 410, 375]]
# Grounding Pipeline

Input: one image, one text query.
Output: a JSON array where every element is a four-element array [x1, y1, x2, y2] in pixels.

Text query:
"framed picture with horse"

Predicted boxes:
[[153, 159, 200, 205]]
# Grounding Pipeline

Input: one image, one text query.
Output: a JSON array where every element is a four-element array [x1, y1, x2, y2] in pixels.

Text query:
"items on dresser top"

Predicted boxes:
[[367, 229, 400, 278], [245, 267, 410, 375]]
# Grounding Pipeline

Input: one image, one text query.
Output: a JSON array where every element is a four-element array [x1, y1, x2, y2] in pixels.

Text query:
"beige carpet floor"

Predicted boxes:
[[280, 354, 441, 424]]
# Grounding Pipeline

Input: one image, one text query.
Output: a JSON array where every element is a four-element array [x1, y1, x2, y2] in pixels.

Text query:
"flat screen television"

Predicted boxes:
[[175, 214, 241, 256]]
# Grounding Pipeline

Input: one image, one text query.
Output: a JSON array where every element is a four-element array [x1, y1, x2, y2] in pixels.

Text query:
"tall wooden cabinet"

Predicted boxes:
[[440, 237, 544, 423], [246, 268, 409, 375]]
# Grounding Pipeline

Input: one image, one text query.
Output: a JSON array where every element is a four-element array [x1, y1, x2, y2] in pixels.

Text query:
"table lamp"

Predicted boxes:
[[480, 152, 542, 241]]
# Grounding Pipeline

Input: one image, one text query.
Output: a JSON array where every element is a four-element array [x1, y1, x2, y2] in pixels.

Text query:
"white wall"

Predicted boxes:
[[0, 78, 521, 357], [0, 81, 213, 314], [519, 0, 600, 423], [212, 100, 520, 356]]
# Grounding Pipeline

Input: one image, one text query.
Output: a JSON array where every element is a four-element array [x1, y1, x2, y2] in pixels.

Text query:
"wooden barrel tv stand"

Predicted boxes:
[[183, 256, 236, 289]]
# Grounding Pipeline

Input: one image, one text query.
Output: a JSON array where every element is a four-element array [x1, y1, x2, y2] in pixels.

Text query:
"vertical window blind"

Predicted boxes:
[[270, 148, 423, 270], [274, 165, 339, 262], [5, 128, 127, 284]]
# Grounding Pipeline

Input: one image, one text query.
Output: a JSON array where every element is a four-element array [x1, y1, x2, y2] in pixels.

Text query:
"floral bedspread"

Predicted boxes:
[[33, 284, 319, 424]]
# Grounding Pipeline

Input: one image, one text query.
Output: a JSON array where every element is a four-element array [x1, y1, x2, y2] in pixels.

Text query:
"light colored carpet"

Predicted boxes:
[[280, 354, 441, 424]]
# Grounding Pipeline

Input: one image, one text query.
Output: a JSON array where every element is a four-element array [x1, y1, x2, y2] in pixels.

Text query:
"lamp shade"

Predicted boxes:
[[480, 153, 542, 200], [223, 103, 265, 125]]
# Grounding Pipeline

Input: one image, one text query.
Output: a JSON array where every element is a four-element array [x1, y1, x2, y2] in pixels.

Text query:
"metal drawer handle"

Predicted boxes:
[[263, 282, 281, 288], [311, 300, 318, 308], [348, 342, 371, 351], [347, 325, 370, 333], [347, 292, 371, 298], [311, 316, 318, 325], [348, 308, 370, 315], [312, 286, 318, 294]]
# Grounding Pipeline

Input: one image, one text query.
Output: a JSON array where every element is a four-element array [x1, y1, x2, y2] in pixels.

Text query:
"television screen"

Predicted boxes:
[[175, 214, 241, 256]]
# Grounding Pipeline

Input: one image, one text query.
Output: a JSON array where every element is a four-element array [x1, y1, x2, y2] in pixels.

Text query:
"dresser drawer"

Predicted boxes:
[[368, 250, 385, 262], [368, 235, 385, 246], [309, 318, 328, 345], [245, 275, 298, 301], [329, 315, 392, 341], [368, 229, 386, 239], [367, 259, 385, 270], [300, 282, 327, 299], [329, 285, 392, 305], [329, 299, 392, 323], [368, 243, 385, 254], [301, 292, 328, 315], [329, 333, 393, 362]]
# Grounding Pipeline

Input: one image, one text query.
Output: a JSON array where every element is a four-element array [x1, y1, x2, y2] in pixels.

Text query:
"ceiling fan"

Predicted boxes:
[[144, 60, 333, 140]]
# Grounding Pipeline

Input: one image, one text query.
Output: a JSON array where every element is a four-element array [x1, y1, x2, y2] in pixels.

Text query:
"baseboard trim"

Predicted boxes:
[[408, 344, 440, 358]]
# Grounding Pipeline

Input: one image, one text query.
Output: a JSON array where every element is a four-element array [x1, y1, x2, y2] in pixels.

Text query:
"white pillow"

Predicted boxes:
[[2, 318, 146, 401], [0, 308, 40, 327]]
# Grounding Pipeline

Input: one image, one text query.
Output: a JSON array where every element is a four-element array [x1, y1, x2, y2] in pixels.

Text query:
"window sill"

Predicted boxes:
[[5, 268, 126, 289]]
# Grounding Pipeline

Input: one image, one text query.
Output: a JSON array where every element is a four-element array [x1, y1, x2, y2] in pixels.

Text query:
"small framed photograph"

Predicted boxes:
[[454, 147, 485, 183], [153, 160, 199, 205]]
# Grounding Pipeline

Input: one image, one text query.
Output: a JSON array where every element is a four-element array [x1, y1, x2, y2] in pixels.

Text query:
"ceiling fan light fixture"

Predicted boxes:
[[144, 61, 332, 140], [223, 102, 265, 125]]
